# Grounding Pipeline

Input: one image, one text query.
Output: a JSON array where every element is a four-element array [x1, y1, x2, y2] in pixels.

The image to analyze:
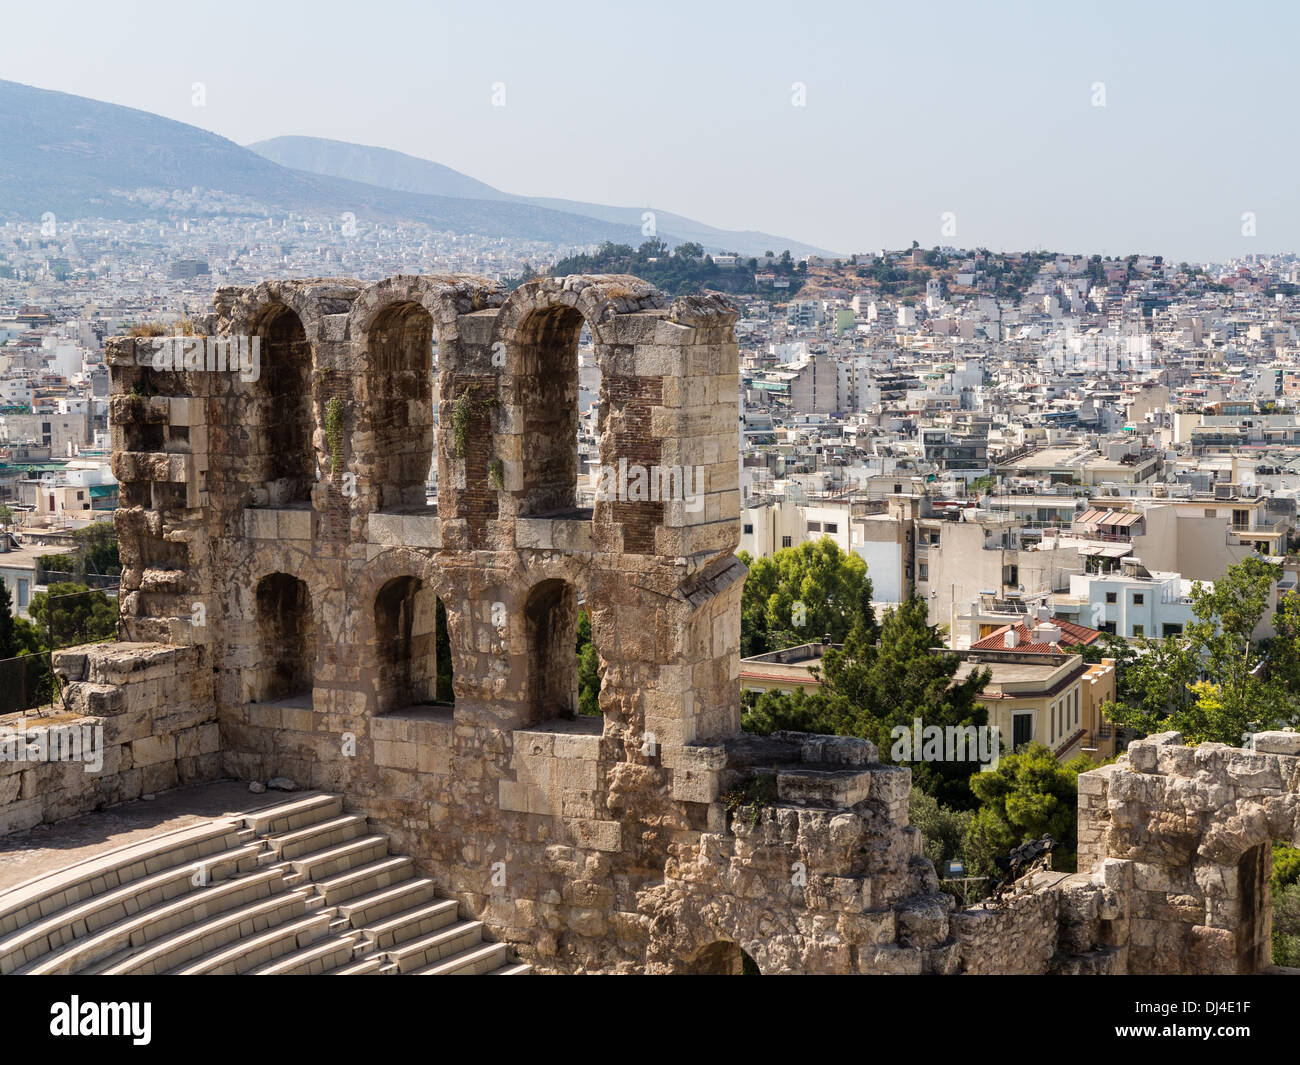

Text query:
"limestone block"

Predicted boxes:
[[374, 740, 418, 771], [130, 734, 177, 767], [1254, 730, 1300, 757], [278, 508, 312, 541], [572, 819, 621, 852], [553, 733, 601, 762], [776, 768, 871, 807]]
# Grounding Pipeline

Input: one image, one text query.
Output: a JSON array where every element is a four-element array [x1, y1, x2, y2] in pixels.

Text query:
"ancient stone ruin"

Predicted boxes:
[[4, 273, 1298, 974]]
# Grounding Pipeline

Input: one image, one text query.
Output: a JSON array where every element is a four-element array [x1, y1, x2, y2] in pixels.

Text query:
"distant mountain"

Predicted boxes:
[[249, 135, 835, 258], [0, 80, 648, 245], [247, 136, 511, 203]]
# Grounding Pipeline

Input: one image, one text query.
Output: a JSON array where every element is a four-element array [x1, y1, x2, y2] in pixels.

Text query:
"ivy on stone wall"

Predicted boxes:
[[324, 397, 345, 472]]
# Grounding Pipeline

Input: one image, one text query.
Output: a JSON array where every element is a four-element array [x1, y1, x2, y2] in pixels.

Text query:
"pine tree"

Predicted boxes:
[[0, 580, 16, 659]]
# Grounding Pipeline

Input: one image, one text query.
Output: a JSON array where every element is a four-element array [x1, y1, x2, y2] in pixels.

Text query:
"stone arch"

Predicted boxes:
[[346, 276, 504, 518], [373, 575, 447, 713], [365, 301, 437, 511], [494, 276, 668, 519], [246, 301, 314, 505], [522, 576, 580, 725], [1196, 790, 1300, 973], [639, 888, 774, 974], [253, 572, 316, 701], [347, 274, 503, 343]]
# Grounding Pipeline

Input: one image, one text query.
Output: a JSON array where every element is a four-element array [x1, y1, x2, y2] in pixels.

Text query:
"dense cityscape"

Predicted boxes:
[[3, 0, 1300, 1005]]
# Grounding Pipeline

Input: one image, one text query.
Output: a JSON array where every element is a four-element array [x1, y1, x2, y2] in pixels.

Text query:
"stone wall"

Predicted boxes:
[[0, 643, 219, 835], [1075, 729, 1300, 974], [3, 271, 1296, 974]]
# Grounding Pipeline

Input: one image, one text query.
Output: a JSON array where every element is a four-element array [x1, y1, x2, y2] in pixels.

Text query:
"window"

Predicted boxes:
[[743, 523, 754, 535], [1105, 592, 1117, 604], [825, 522, 838, 534], [1132, 624, 1144, 637], [807, 521, 821, 532], [1162, 622, 1183, 637], [1074, 688, 1079, 725], [782, 536, 792, 548], [1204, 508, 1217, 518], [918, 563, 928, 581], [76, 491, 84, 500], [893, 484, 902, 494], [1100, 621, 1116, 634], [1132, 593, 1144, 605], [17, 578, 29, 609], [254, 573, 315, 701]]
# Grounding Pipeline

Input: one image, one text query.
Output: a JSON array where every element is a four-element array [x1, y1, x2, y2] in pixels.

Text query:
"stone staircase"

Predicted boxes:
[[0, 792, 530, 976]]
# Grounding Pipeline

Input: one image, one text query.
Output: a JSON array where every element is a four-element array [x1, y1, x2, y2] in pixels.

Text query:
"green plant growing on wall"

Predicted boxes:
[[488, 457, 505, 490], [451, 386, 499, 459], [324, 398, 346, 473], [721, 774, 777, 829], [451, 389, 473, 459]]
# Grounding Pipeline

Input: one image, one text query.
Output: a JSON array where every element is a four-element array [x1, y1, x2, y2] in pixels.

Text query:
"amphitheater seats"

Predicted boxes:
[[0, 792, 529, 976]]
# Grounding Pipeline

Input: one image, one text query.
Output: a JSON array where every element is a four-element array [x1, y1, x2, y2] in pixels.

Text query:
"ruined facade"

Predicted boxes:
[[5, 273, 1298, 973]]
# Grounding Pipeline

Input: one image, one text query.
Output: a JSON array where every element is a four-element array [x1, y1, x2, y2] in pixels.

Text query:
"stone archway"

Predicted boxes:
[[252, 304, 313, 505], [253, 572, 315, 701], [364, 301, 437, 512]]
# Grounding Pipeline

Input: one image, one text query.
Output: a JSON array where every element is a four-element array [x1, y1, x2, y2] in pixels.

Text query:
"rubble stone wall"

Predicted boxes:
[[0, 643, 219, 835]]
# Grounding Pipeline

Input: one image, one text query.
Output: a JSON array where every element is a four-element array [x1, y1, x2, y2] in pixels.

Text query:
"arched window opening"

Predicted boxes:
[[374, 576, 452, 713], [254, 573, 315, 701], [516, 307, 583, 518], [368, 301, 436, 512], [524, 578, 578, 724], [257, 306, 313, 505]]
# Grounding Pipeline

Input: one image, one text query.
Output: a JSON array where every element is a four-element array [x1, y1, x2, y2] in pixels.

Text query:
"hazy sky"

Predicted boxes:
[[5, 0, 1296, 261]]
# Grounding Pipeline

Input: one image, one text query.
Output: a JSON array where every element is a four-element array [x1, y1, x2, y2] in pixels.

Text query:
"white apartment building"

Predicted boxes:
[[1050, 561, 1200, 640]]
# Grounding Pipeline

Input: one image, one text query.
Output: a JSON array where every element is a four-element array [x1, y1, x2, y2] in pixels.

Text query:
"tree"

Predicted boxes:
[[0, 580, 57, 713], [965, 744, 1093, 876], [1274, 883, 1300, 967], [738, 539, 869, 656], [434, 598, 453, 704], [1265, 588, 1300, 695], [26, 583, 117, 650], [828, 595, 990, 807], [742, 584, 990, 809], [0, 580, 15, 659], [910, 788, 973, 872], [576, 609, 600, 716], [1103, 557, 1291, 745], [38, 522, 120, 579]]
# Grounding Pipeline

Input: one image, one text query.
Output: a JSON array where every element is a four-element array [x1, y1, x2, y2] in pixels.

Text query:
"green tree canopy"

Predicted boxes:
[[1103, 556, 1291, 745], [576, 609, 600, 717], [965, 744, 1093, 876], [742, 582, 990, 809], [738, 538, 869, 656], [26, 583, 117, 650]]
